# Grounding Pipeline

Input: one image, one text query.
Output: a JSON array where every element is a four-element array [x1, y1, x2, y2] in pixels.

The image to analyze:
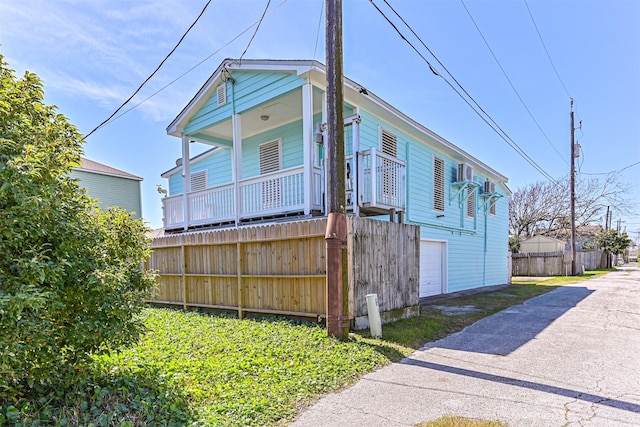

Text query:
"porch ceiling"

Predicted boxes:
[[198, 89, 323, 143]]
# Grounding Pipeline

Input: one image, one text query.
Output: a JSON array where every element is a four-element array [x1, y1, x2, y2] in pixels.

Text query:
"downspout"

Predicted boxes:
[[483, 201, 488, 287], [229, 78, 241, 226]]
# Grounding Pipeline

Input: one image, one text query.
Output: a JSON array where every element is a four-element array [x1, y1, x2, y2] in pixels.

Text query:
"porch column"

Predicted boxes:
[[302, 82, 313, 215], [232, 113, 242, 225], [352, 115, 360, 216], [181, 135, 191, 231], [322, 93, 328, 214]]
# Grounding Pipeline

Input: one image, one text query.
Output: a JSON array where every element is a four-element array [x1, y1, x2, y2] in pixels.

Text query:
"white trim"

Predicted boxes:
[[181, 135, 191, 231], [302, 83, 313, 215], [161, 147, 221, 178], [232, 113, 242, 225]]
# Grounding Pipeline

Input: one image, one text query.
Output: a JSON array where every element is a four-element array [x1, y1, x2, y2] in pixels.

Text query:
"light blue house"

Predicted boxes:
[[161, 59, 510, 297], [72, 158, 143, 219]]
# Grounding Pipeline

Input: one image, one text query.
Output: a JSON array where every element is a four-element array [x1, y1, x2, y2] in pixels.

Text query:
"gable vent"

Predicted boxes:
[[380, 128, 398, 157], [190, 170, 208, 192], [216, 84, 226, 106], [260, 140, 281, 174]]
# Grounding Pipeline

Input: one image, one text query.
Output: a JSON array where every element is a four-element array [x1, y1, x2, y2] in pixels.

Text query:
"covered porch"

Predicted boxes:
[[162, 65, 405, 232]]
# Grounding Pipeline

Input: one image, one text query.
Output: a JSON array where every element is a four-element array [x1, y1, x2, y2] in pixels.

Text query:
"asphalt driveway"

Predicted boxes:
[[290, 268, 640, 426]]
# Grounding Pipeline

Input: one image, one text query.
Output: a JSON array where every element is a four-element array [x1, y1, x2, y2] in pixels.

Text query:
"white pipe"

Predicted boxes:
[[366, 293, 382, 338]]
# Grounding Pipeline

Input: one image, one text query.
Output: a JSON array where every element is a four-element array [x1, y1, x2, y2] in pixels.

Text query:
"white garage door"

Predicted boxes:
[[420, 241, 446, 297]]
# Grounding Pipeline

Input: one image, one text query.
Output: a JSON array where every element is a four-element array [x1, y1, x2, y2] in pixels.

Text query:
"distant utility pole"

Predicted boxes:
[[570, 99, 577, 276], [325, 0, 349, 339]]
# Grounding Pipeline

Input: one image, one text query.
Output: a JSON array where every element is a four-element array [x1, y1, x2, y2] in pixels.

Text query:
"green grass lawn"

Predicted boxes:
[[1, 270, 613, 426]]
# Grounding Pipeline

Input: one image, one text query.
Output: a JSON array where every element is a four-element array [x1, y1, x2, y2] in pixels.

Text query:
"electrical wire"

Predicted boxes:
[[312, 0, 325, 60], [84, 0, 213, 139], [239, 0, 271, 64], [94, 0, 290, 130], [524, 0, 571, 99], [372, 0, 559, 185], [460, 0, 567, 166], [581, 161, 640, 176]]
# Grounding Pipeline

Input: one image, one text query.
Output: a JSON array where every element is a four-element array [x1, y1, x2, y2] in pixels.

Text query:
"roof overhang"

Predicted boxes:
[[166, 58, 508, 185]]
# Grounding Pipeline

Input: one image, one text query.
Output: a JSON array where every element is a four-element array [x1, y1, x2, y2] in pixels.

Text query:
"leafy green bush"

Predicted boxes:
[[0, 55, 155, 399]]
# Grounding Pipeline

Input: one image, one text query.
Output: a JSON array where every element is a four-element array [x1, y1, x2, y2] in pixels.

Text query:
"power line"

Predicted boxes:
[[372, 0, 559, 185], [239, 0, 271, 64], [581, 161, 640, 176], [312, 0, 325, 60], [94, 0, 290, 130], [460, 0, 567, 166], [84, 0, 213, 139], [524, 0, 571, 99]]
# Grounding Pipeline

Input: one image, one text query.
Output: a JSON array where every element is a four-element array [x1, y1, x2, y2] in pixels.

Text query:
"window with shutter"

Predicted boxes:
[[433, 156, 445, 212], [190, 170, 208, 192], [380, 127, 397, 157], [466, 184, 476, 219], [379, 128, 398, 203], [260, 140, 281, 174], [216, 84, 226, 107], [260, 140, 282, 208], [489, 197, 496, 216]]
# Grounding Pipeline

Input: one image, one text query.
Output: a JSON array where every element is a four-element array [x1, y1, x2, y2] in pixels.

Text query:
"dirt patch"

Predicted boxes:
[[431, 305, 482, 315]]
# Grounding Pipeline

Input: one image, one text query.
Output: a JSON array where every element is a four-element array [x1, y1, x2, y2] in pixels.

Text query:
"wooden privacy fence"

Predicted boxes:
[[349, 217, 420, 328], [511, 250, 607, 276], [147, 217, 420, 327], [148, 219, 327, 318]]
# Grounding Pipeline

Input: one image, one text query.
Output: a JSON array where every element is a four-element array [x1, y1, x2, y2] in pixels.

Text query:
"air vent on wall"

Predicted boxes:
[[216, 84, 226, 106]]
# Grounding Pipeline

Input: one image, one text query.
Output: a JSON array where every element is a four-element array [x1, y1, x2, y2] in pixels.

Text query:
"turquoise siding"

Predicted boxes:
[[71, 170, 142, 219], [168, 149, 232, 195], [184, 71, 306, 135], [168, 66, 509, 294], [357, 109, 509, 292], [242, 119, 303, 179]]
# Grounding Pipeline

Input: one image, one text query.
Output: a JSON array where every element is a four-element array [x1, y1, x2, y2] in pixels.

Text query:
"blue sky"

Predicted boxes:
[[1, 0, 638, 236]]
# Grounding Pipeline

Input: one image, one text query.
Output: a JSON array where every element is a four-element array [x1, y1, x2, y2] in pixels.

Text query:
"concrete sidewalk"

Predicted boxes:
[[290, 269, 640, 426]]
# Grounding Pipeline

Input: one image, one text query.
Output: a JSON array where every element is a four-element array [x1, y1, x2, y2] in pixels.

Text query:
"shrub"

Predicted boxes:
[[0, 54, 156, 398]]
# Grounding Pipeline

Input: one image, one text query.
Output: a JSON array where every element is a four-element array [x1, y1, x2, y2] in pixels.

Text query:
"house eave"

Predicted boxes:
[[166, 59, 324, 138], [161, 146, 221, 177], [167, 58, 509, 186]]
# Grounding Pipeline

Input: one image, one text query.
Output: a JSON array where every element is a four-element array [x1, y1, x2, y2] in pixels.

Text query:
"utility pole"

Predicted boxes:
[[325, 0, 349, 338], [570, 99, 577, 276]]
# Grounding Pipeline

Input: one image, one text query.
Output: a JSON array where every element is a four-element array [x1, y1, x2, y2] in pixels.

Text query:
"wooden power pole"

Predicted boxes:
[[325, 0, 349, 338], [570, 99, 577, 276]]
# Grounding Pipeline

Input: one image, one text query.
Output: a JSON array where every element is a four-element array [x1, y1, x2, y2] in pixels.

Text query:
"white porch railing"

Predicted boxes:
[[162, 151, 405, 230], [162, 195, 184, 229], [240, 166, 305, 218], [188, 184, 235, 226], [312, 166, 323, 212], [163, 166, 311, 230], [358, 147, 406, 212]]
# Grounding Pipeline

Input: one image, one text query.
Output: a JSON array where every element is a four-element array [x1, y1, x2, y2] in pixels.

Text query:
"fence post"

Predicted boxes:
[[237, 236, 243, 319], [181, 244, 187, 310]]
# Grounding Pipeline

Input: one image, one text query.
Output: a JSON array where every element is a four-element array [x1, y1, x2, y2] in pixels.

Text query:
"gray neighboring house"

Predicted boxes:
[[71, 158, 143, 219]]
